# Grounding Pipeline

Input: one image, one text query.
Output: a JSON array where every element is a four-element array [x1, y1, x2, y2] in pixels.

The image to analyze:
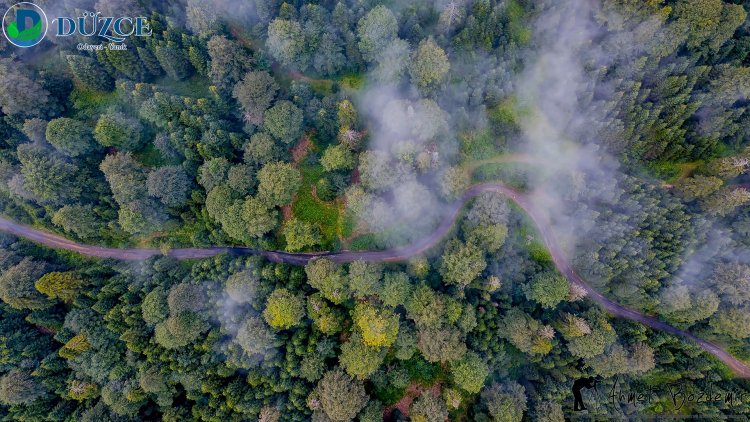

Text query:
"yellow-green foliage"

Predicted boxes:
[[263, 288, 306, 329], [59, 333, 90, 360], [68, 380, 99, 401], [353, 303, 399, 347], [35, 271, 84, 303]]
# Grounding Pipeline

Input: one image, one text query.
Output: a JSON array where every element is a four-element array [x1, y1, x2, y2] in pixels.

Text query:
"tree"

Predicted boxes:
[[710, 307, 750, 339], [66, 55, 114, 91], [307, 293, 344, 334], [409, 38, 450, 93], [417, 326, 467, 363], [381, 271, 412, 308], [198, 157, 230, 191], [94, 111, 144, 151], [406, 284, 446, 328], [310, 367, 368, 421], [264, 101, 304, 144], [147, 166, 192, 207], [242, 197, 279, 238], [525, 272, 569, 309], [154, 41, 192, 80], [305, 258, 349, 304], [257, 161, 301, 207], [0, 371, 44, 405], [225, 269, 260, 304], [0, 258, 51, 310], [703, 187, 750, 216], [207, 36, 249, 92], [0, 58, 58, 119], [410, 394, 448, 422], [439, 167, 469, 199], [263, 288, 306, 329], [45, 117, 97, 157], [167, 283, 205, 314], [35, 271, 84, 303], [52, 204, 104, 239], [236, 316, 280, 360], [283, 218, 321, 251], [244, 132, 282, 165], [533, 401, 565, 422], [481, 382, 527, 422], [711, 262, 750, 306], [348, 260, 382, 299], [142, 287, 169, 325], [321, 144, 355, 172], [357, 6, 398, 62], [449, 351, 488, 394], [498, 308, 555, 355], [338, 333, 385, 379], [154, 312, 209, 349], [439, 240, 486, 287], [267, 19, 308, 69], [353, 303, 399, 347], [16, 143, 81, 204], [233, 71, 279, 125], [673, 175, 723, 200]]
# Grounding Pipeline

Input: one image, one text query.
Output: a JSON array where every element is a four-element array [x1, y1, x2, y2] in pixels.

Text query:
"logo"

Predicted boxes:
[[2, 2, 48, 47]]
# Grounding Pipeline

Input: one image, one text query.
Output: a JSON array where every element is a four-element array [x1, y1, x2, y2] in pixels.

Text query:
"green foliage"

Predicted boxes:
[[263, 288, 306, 329], [257, 161, 302, 207], [352, 303, 399, 347], [0, 370, 45, 405], [410, 394, 448, 422], [525, 272, 569, 309], [449, 351, 489, 394], [305, 258, 349, 304], [35, 271, 84, 303], [0, 258, 51, 310], [264, 100, 304, 145], [45, 117, 97, 157], [339, 333, 385, 380], [439, 239, 486, 287], [94, 111, 144, 151], [311, 367, 369, 421], [283, 218, 322, 252]]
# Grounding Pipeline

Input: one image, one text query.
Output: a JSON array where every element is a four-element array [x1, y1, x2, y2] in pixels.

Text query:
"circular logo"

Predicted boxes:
[[2, 2, 48, 48]]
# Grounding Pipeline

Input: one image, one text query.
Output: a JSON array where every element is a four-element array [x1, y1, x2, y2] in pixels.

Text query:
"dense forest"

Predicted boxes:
[[0, 0, 749, 420]]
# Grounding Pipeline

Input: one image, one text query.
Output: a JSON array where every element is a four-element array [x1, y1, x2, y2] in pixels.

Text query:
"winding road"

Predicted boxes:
[[1, 183, 749, 378]]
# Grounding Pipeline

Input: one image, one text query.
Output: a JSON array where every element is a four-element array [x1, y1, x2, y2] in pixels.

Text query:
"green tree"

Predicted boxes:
[[0, 258, 51, 310], [357, 6, 398, 62], [381, 271, 412, 307], [207, 36, 249, 93], [449, 351, 488, 394], [267, 19, 308, 69], [283, 218, 321, 251], [348, 260, 382, 299], [673, 175, 723, 200], [703, 187, 750, 216], [66, 55, 114, 91], [307, 293, 344, 334], [244, 132, 282, 165], [305, 258, 349, 304], [410, 394, 448, 422], [45, 118, 97, 157], [321, 144, 355, 172], [142, 286, 169, 326], [35, 271, 84, 303], [154, 312, 209, 349], [263, 288, 306, 329], [439, 240, 486, 288], [353, 303, 399, 347], [16, 143, 81, 204], [310, 367, 369, 421], [242, 197, 279, 238], [417, 325, 467, 363], [264, 100, 304, 144], [339, 333, 385, 379], [147, 166, 192, 207], [52, 204, 104, 239], [0, 370, 45, 405], [233, 71, 279, 125], [257, 161, 302, 207], [481, 382, 527, 422], [409, 38, 450, 93], [710, 307, 750, 339], [94, 111, 144, 151], [525, 272, 569, 309]]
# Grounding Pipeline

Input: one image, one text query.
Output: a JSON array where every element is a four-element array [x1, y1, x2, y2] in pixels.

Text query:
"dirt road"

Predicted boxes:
[[1, 183, 749, 377]]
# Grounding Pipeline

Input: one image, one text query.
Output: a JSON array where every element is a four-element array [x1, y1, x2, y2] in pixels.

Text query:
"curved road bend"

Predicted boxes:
[[1, 183, 749, 378]]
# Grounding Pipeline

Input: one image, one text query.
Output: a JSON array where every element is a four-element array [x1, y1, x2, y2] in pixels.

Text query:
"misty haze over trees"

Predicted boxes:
[[0, 0, 749, 420]]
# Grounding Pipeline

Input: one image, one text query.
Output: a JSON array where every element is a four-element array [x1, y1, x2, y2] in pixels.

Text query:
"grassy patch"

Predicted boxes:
[[339, 73, 365, 90], [459, 129, 503, 163], [134, 143, 165, 167], [154, 74, 211, 98], [69, 88, 119, 122], [292, 164, 343, 249]]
